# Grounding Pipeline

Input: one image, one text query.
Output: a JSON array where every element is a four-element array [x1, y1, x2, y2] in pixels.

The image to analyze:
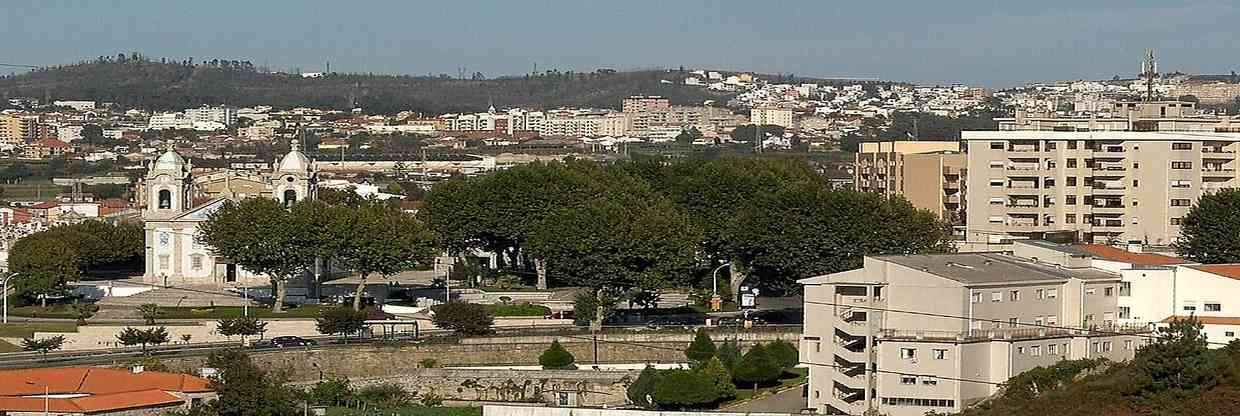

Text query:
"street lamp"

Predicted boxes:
[[2, 272, 20, 324], [25, 381, 48, 416], [711, 262, 731, 312]]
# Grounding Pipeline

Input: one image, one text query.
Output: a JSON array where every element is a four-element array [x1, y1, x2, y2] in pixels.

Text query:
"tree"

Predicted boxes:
[[206, 349, 300, 416], [138, 303, 161, 325], [71, 303, 97, 324], [539, 340, 577, 370], [627, 366, 661, 408], [767, 339, 800, 370], [21, 335, 66, 360], [674, 127, 702, 145], [733, 344, 783, 389], [717, 340, 743, 374], [116, 327, 170, 353], [652, 368, 722, 409], [308, 378, 353, 406], [198, 198, 324, 312], [684, 328, 718, 362], [315, 307, 367, 339], [325, 201, 436, 310], [572, 290, 620, 326], [431, 302, 494, 336], [218, 316, 268, 344], [8, 234, 79, 304], [731, 124, 786, 143], [1175, 189, 1240, 263], [701, 357, 736, 400]]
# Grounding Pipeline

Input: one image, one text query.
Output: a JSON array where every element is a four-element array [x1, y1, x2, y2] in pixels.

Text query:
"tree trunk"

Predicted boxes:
[[535, 258, 548, 290], [271, 278, 286, 313], [352, 272, 368, 311], [728, 258, 748, 303]]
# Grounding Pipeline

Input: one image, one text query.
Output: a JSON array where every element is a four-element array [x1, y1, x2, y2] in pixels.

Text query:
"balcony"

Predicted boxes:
[[1093, 146, 1126, 158], [832, 381, 866, 404], [1091, 220, 1125, 231], [943, 180, 961, 190], [1202, 168, 1236, 178], [945, 194, 961, 204], [1091, 186, 1126, 195], [1202, 148, 1235, 158], [1091, 205, 1126, 214], [1007, 164, 1041, 172]]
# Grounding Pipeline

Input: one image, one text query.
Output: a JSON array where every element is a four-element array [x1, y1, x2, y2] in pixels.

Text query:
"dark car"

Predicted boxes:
[[259, 336, 317, 348]]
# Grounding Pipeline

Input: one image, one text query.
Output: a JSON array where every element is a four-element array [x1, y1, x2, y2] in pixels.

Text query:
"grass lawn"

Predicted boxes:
[[725, 367, 808, 406], [326, 406, 480, 416], [5, 304, 91, 320], [486, 303, 550, 317], [0, 322, 79, 338], [157, 305, 335, 319], [0, 339, 20, 353]]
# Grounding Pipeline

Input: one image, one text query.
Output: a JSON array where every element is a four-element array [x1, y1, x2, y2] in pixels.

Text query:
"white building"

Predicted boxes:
[[148, 113, 193, 130], [57, 125, 84, 143], [750, 107, 795, 128], [186, 105, 238, 127], [53, 100, 97, 111]]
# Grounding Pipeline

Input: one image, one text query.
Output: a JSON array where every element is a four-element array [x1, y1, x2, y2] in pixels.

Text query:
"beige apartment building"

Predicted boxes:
[[855, 141, 965, 222], [963, 101, 1240, 245], [0, 114, 39, 147], [800, 241, 1148, 416], [750, 106, 795, 128]]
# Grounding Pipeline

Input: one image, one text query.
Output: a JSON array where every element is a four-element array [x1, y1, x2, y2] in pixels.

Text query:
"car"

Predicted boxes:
[[260, 336, 317, 348]]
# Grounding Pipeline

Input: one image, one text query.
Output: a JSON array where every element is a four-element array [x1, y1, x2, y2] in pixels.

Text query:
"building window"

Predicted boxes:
[[1172, 142, 1193, 150], [989, 160, 1005, 168], [158, 255, 170, 270], [932, 349, 947, 360], [1086, 288, 1096, 295], [1133, 162, 1140, 169], [1206, 303, 1222, 312], [922, 377, 938, 386], [990, 141, 1005, 150], [1047, 289, 1058, 299], [1092, 342, 1100, 353], [1047, 315, 1058, 325], [1171, 199, 1192, 207], [1009, 317, 1019, 328], [1119, 307, 1131, 319], [1067, 158, 1077, 168], [991, 292, 1002, 302], [1017, 346, 1025, 355], [971, 292, 981, 303], [1133, 179, 1139, 188], [190, 255, 203, 271], [158, 189, 172, 209], [1103, 341, 1112, 352], [900, 348, 917, 359], [1184, 305, 1197, 312], [1066, 195, 1077, 205], [283, 189, 298, 207], [1171, 217, 1183, 225], [1046, 142, 1057, 150], [1030, 345, 1041, 356], [1227, 332, 1236, 337], [1068, 141, 1078, 150], [1048, 344, 1058, 354], [1171, 180, 1192, 188], [1009, 290, 1020, 301], [1124, 340, 1134, 350], [1067, 176, 1077, 186], [1104, 287, 1114, 297], [990, 179, 1005, 187], [1036, 289, 1046, 299], [900, 376, 917, 385]]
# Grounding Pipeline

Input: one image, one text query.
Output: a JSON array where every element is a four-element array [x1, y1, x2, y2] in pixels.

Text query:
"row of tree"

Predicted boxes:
[[626, 329, 799, 409], [9, 221, 143, 304]]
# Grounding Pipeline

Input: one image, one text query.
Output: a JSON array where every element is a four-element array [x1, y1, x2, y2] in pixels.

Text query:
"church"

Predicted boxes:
[[140, 140, 318, 290]]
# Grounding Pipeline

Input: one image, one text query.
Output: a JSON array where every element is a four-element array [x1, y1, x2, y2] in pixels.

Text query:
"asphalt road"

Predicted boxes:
[[725, 385, 808, 413]]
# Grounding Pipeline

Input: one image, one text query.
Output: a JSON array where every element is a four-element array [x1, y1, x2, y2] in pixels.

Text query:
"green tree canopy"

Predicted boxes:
[[315, 307, 368, 339], [627, 366, 662, 409], [1175, 189, 1240, 263], [767, 339, 800, 369], [431, 301, 494, 335], [323, 201, 436, 310], [684, 328, 718, 362], [651, 368, 724, 409], [538, 340, 576, 370], [733, 344, 783, 388], [198, 198, 324, 312], [206, 350, 300, 416]]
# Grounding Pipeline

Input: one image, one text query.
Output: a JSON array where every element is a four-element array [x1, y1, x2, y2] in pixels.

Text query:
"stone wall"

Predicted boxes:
[[483, 404, 795, 416], [293, 368, 635, 407]]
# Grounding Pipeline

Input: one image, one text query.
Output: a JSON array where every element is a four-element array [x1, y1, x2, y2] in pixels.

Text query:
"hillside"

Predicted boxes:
[[0, 56, 746, 114], [957, 320, 1240, 416]]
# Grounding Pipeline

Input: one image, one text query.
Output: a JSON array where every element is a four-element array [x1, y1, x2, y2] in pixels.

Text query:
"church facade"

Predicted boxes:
[[141, 141, 318, 288]]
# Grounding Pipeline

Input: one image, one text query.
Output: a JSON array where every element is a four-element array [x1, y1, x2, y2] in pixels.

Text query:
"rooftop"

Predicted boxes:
[[874, 252, 1117, 285], [1075, 244, 1188, 266], [1186, 264, 1240, 281], [1161, 315, 1240, 326], [0, 368, 212, 414]]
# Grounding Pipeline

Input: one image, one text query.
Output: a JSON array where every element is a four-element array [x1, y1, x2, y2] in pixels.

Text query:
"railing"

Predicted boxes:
[[881, 324, 1150, 342]]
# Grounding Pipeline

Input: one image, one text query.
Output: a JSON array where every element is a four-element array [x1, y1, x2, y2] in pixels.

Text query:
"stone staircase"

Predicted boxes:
[[96, 285, 256, 308]]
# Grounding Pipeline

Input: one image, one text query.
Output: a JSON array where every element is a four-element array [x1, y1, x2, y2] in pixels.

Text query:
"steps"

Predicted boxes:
[[96, 285, 256, 307]]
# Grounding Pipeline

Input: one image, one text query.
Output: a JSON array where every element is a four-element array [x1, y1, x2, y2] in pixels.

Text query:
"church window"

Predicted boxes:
[[190, 254, 204, 271], [286, 176, 296, 183], [283, 189, 297, 207], [158, 190, 172, 209], [158, 255, 170, 270]]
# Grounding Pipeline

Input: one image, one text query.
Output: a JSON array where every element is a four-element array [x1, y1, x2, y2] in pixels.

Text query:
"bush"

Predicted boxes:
[[432, 302, 494, 336], [355, 383, 414, 408], [139, 303, 160, 325], [572, 290, 619, 326], [316, 307, 367, 338], [539, 340, 576, 370], [733, 344, 782, 388], [627, 366, 661, 408], [684, 328, 717, 362], [308, 378, 352, 406], [717, 340, 742, 374], [767, 339, 799, 369], [419, 358, 439, 368], [652, 369, 723, 409], [701, 357, 736, 400]]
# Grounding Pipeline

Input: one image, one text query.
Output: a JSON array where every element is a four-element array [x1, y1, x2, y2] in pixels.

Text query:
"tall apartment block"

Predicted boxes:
[[621, 95, 670, 113], [800, 241, 1148, 416], [855, 141, 965, 222], [963, 101, 1240, 244]]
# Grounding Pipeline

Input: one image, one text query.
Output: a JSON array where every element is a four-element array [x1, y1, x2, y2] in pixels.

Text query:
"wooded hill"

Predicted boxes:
[[1, 55, 749, 114]]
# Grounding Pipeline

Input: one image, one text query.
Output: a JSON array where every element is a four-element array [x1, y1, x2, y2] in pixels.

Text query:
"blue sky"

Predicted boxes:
[[3, 0, 1238, 87]]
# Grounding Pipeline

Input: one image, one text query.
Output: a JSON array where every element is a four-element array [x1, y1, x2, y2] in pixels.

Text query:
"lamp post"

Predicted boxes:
[[710, 262, 731, 312], [2, 272, 19, 324]]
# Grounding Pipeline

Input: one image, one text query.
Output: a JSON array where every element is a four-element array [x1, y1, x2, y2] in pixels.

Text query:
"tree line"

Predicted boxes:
[[8, 221, 143, 304]]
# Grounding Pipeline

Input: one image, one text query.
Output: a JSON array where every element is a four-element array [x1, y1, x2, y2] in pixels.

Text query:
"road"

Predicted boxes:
[[725, 384, 808, 413]]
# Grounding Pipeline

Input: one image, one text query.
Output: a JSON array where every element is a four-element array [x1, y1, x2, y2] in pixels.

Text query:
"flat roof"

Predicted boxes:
[[874, 252, 1117, 285]]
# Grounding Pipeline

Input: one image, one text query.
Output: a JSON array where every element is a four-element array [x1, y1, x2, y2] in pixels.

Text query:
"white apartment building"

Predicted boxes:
[[53, 100, 97, 112], [801, 241, 1148, 416], [963, 101, 1240, 245], [542, 111, 627, 137], [186, 105, 238, 126], [148, 113, 193, 130], [750, 107, 795, 128], [57, 125, 84, 143]]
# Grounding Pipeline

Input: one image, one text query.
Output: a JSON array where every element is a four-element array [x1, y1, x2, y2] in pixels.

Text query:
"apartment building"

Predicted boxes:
[[542, 111, 628, 137], [750, 106, 795, 128], [186, 105, 238, 126], [0, 114, 39, 146], [963, 101, 1240, 245], [855, 141, 965, 222], [800, 241, 1147, 416], [621, 95, 670, 113]]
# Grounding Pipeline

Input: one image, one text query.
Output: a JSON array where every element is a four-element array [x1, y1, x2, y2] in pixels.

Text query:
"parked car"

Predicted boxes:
[[256, 336, 318, 348]]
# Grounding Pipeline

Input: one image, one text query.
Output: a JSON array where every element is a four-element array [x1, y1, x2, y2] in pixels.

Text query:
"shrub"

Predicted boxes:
[[419, 358, 439, 368], [652, 369, 722, 409], [432, 302, 494, 336], [316, 307, 367, 338], [355, 383, 414, 408], [733, 344, 782, 388], [539, 340, 576, 370], [138, 303, 160, 325], [627, 366, 661, 408], [767, 339, 800, 369], [717, 340, 742, 374], [684, 328, 717, 362], [308, 378, 352, 406], [701, 357, 736, 400]]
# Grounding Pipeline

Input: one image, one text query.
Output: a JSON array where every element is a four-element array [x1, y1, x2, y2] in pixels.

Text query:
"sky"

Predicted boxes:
[[3, 0, 1239, 87]]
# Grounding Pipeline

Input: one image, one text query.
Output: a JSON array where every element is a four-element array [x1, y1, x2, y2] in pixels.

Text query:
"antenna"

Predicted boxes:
[[326, 61, 330, 74], [1141, 49, 1157, 101]]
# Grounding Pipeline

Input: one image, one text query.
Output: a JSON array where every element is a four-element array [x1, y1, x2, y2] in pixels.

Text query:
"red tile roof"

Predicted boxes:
[[29, 201, 59, 209], [1075, 244, 1188, 266], [0, 368, 212, 414], [1161, 315, 1240, 326], [1187, 264, 1240, 281]]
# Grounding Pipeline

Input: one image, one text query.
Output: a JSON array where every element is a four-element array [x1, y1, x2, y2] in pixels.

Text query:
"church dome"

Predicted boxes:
[[277, 139, 312, 173], [152, 149, 186, 172]]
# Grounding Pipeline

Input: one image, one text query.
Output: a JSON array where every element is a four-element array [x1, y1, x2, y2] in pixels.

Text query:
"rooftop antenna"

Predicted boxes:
[[1141, 49, 1157, 101], [326, 60, 330, 74]]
